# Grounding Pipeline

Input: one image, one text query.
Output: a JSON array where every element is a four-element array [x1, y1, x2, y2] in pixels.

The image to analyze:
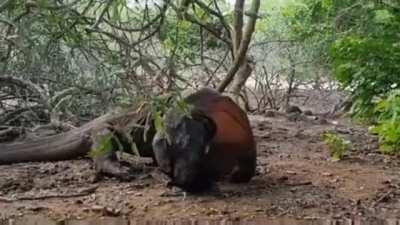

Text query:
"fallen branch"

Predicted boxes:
[[0, 102, 150, 165], [0, 185, 99, 203]]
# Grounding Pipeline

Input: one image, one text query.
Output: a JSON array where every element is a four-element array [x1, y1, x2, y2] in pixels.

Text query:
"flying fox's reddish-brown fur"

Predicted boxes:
[[184, 88, 256, 182]]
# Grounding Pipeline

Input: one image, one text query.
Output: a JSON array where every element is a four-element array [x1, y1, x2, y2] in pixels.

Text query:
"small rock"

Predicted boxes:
[[318, 118, 328, 124], [105, 207, 121, 216], [330, 178, 340, 183], [286, 170, 297, 175], [322, 172, 333, 177], [382, 180, 392, 185], [278, 176, 289, 182], [303, 110, 313, 116], [255, 208, 264, 212], [91, 205, 105, 212], [26, 205, 46, 211], [265, 110, 276, 117], [286, 105, 302, 114]]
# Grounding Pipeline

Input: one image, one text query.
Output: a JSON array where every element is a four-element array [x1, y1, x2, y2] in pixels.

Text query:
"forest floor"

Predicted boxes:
[[1, 90, 400, 223]]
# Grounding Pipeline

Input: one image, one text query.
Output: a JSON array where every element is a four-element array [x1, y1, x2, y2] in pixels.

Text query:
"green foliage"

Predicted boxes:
[[375, 9, 395, 24], [154, 110, 166, 136], [0, 0, 138, 121], [330, 3, 400, 118], [161, 18, 201, 62], [272, 0, 400, 156], [148, 91, 193, 142], [371, 90, 400, 154], [160, 2, 226, 64], [323, 132, 351, 161], [257, 0, 400, 156], [89, 133, 114, 158], [331, 35, 400, 117]]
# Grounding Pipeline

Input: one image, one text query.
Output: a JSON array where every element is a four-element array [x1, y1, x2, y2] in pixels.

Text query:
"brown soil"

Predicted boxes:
[[1, 90, 400, 222]]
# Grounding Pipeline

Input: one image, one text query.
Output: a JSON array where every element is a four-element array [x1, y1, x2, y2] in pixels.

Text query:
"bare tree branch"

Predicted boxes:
[[170, 1, 231, 46], [195, 0, 232, 48], [232, 0, 245, 54], [217, 0, 261, 92], [0, 76, 48, 107]]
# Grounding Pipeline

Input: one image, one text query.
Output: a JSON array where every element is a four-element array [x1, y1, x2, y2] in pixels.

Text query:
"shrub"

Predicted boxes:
[[323, 132, 351, 161], [371, 89, 400, 154]]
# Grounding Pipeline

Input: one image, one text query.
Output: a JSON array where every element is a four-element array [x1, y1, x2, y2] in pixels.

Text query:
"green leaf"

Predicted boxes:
[[89, 133, 114, 158], [154, 111, 166, 134], [323, 132, 351, 161], [374, 9, 394, 24]]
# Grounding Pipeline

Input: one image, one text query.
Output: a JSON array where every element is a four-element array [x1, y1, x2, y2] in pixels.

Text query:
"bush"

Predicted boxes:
[[332, 36, 400, 118], [323, 132, 351, 161], [331, 7, 400, 118], [371, 89, 400, 154]]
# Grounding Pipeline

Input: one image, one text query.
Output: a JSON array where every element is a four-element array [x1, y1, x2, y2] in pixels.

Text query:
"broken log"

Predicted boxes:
[[0, 104, 149, 165], [0, 130, 92, 164]]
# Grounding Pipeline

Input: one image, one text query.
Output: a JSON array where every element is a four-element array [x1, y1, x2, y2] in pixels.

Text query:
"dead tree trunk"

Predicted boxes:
[[284, 54, 296, 111], [0, 106, 148, 165], [217, 0, 260, 94], [230, 59, 254, 109], [0, 130, 92, 164]]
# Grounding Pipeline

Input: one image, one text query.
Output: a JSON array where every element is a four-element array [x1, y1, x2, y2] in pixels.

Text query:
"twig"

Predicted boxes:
[[91, 0, 112, 29], [0, 185, 98, 203], [286, 181, 312, 186], [371, 189, 396, 208]]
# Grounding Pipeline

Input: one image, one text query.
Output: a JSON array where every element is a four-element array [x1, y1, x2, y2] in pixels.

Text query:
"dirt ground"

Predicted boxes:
[[1, 90, 400, 222]]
